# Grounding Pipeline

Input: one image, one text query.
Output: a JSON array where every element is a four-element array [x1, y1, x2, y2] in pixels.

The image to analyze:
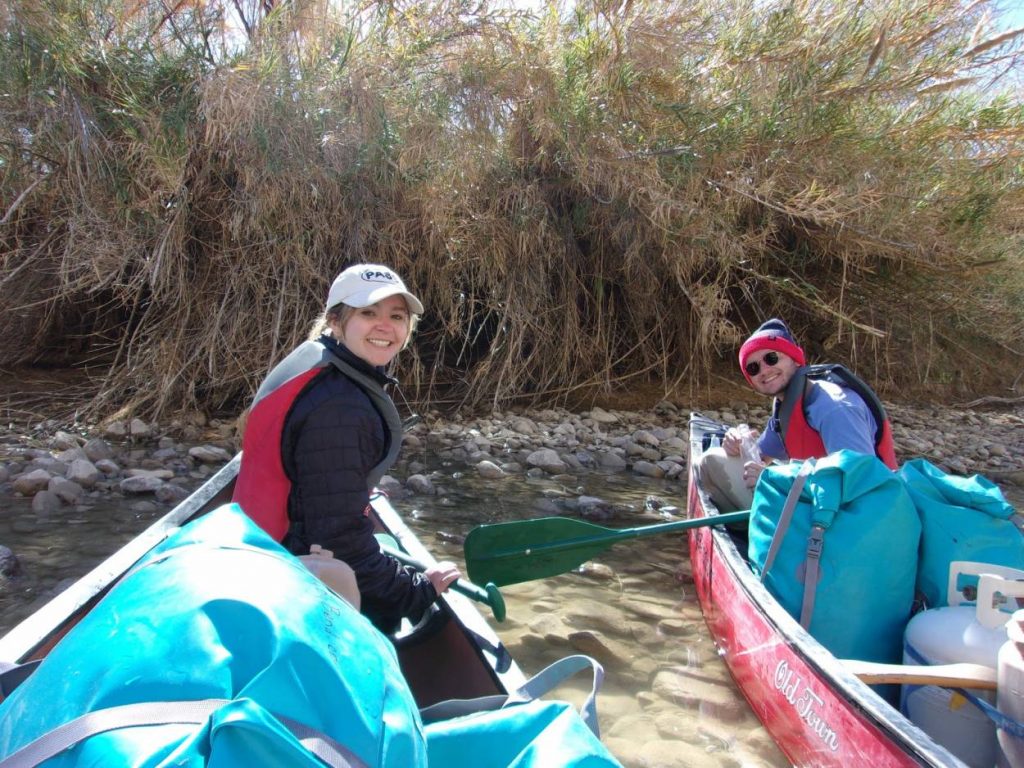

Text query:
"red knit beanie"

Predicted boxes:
[[738, 318, 806, 384]]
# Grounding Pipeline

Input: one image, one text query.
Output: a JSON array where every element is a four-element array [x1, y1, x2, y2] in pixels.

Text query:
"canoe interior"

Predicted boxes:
[[686, 413, 964, 768], [0, 454, 523, 709]]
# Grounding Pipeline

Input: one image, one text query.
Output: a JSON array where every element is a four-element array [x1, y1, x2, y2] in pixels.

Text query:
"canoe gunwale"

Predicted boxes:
[[687, 413, 964, 768]]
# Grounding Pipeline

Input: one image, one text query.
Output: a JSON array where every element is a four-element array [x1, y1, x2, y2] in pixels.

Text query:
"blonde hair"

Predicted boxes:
[[308, 302, 419, 349]]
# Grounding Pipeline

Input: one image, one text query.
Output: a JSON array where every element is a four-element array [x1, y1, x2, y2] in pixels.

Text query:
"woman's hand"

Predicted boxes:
[[425, 561, 462, 594]]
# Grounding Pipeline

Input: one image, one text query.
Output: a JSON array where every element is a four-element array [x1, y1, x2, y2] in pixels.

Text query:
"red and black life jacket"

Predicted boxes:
[[232, 341, 402, 541], [776, 364, 898, 470]]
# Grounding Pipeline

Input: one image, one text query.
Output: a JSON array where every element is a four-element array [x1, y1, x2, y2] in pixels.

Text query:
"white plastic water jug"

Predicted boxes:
[[998, 609, 1024, 768], [902, 562, 1024, 768]]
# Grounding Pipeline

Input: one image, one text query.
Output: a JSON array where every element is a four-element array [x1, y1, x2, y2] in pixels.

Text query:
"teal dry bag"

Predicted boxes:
[[899, 458, 1024, 608], [748, 451, 921, 663], [421, 655, 620, 767], [0, 503, 426, 768]]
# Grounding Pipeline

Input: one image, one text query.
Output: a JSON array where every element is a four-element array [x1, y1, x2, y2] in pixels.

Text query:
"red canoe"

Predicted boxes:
[[687, 414, 965, 767]]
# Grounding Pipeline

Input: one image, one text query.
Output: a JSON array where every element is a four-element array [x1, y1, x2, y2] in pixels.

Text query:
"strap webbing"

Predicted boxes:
[[760, 459, 815, 581], [800, 525, 826, 629], [0, 699, 365, 768]]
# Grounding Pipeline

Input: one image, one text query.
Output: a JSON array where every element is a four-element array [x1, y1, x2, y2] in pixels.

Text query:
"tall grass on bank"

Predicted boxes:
[[1, 0, 1022, 419]]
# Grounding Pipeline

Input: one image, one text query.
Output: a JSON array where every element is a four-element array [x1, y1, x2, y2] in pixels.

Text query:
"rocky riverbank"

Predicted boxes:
[[1, 399, 1022, 579]]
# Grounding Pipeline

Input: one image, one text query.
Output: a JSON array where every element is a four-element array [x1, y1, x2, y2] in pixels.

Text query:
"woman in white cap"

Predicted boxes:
[[233, 264, 461, 633]]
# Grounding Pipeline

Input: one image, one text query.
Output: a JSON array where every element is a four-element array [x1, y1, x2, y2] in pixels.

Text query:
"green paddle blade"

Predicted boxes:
[[463, 510, 751, 587], [464, 517, 615, 586]]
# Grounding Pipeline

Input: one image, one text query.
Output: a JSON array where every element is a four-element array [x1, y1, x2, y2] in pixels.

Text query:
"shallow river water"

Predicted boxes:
[[2, 458, 1022, 768]]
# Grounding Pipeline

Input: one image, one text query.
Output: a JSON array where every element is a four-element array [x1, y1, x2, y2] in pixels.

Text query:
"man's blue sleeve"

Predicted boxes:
[[804, 380, 878, 455], [757, 422, 788, 461]]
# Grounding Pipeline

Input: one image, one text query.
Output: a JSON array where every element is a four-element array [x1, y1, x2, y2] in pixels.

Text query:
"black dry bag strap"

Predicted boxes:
[[0, 660, 41, 703], [760, 459, 815, 581], [419, 654, 605, 737], [0, 699, 366, 768]]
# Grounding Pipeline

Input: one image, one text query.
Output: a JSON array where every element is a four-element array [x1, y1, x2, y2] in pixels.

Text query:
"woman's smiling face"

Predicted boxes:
[[331, 294, 410, 367], [746, 349, 800, 396]]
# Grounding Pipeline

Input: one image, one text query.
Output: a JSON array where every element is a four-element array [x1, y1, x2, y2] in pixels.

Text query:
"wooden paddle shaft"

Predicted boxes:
[[843, 659, 997, 690]]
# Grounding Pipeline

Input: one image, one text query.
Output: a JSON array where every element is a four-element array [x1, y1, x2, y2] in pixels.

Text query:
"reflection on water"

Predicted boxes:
[[3, 457, 1022, 768]]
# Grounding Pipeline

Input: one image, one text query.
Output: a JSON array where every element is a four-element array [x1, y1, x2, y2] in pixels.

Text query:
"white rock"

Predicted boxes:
[[587, 407, 619, 424], [188, 445, 232, 464], [476, 460, 506, 479], [120, 475, 164, 494]]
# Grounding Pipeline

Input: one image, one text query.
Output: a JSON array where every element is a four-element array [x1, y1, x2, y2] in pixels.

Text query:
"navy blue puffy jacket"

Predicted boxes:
[[280, 337, 437, 633]]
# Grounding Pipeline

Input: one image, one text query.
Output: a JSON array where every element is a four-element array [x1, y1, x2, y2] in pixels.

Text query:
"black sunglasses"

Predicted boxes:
[[745, 351, 779, 377]]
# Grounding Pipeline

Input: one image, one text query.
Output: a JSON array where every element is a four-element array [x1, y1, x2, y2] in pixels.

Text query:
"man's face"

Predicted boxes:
[[745, 349, 799, 396]]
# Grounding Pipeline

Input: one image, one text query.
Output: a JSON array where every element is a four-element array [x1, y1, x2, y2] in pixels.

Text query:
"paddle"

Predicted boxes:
[[380, 544, 507, 623], [842, 659, 997, 691], [464, 510, 751, 587]]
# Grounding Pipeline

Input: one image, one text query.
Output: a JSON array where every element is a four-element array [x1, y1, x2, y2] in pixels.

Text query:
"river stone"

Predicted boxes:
[[509, 417, 539, 435], [527, 613, 570, 642], [120, 475, 164, 494], [13, 469, 52, 495], [125, 468, 174, 480], [587, 407, 619, 424], [406, 474, 436, 495], [633, 429, 661, 447], [632, 460, 666, 479], [189, 445, 231, 464], [577, 562, 616, 581], [48, 477, 83, 504], [66, 459, 101, 488], [596, 451, 628, 470], [155, 483, 190, 504], [55, 447, 88, 463], [0, 465, 8, 483], [94, 458, 120, 475], [657, 618, 696, 637], [0, 545, 21, 578], [129, 418, 152, 437], [525, 449, 567, 474], [475, 460, 505, 479], [568, 629, 634, 670], [52, 431, 82, 450], [32, 490, 62, 514], [83, 438, 115, 462], [657, 460, 684, 479], [563, 598, 626, 636], [27, 457, 67, 476]]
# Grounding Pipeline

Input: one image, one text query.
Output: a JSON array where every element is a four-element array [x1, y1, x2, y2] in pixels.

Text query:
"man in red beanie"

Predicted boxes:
[[697, 318, 897, 511]]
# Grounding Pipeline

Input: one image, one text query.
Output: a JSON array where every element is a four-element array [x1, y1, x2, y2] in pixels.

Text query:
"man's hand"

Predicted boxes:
[[742, 460, 766, 488], [722, 426, 760, 457]]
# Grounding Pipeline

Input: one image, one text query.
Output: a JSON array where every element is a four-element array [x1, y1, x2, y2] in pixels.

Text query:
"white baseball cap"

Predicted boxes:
[[326, 264, 424, 315]]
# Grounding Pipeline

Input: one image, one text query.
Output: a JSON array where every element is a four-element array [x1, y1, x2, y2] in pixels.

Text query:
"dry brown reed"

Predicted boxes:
[[1, 0, 1022, 420]]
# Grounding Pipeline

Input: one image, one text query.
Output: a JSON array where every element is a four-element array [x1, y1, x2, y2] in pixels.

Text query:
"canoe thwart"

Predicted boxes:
[[842, 659, 997, 690]]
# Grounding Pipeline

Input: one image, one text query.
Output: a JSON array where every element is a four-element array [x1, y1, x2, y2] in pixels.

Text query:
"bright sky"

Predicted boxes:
[[1000, 0, 1024, 29]]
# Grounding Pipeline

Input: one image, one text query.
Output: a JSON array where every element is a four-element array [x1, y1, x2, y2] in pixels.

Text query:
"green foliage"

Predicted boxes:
[[0, 0, 1022, 417]]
